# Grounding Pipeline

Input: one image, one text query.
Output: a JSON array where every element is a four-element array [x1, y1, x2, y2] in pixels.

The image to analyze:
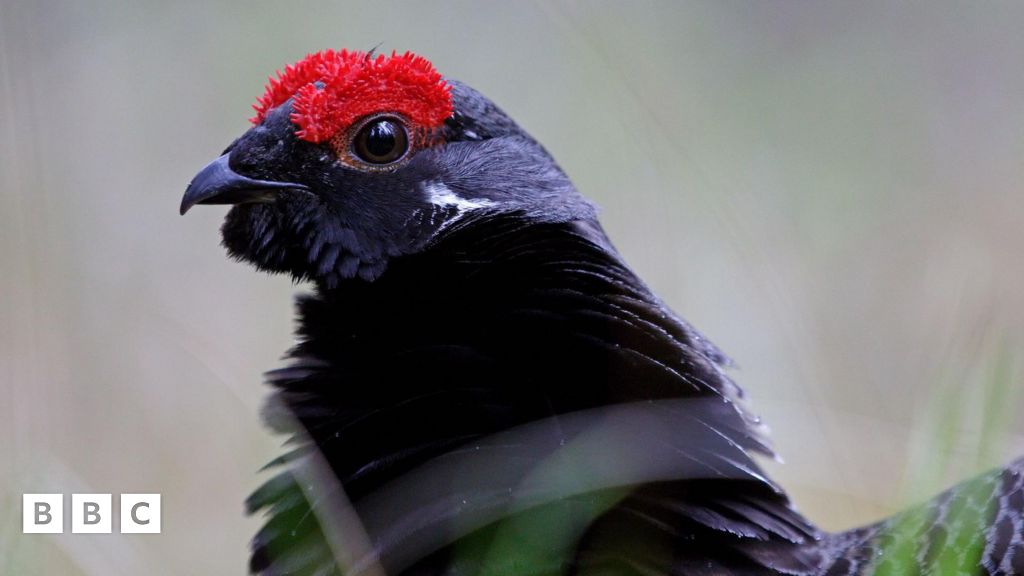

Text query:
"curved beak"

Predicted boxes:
[[180, 154, 309, 215]]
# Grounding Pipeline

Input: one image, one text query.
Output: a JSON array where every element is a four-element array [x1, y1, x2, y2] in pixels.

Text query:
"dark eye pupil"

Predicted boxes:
[[354, 118, 409, 164], [366, 122, 397, 156]]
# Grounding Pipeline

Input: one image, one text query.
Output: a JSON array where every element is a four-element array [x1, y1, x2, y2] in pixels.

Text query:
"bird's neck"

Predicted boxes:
[[272, 215, 766, 499]]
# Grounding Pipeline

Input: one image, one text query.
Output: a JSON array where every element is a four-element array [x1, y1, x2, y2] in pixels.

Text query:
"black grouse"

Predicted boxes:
[[180, 49, 1024, 576]]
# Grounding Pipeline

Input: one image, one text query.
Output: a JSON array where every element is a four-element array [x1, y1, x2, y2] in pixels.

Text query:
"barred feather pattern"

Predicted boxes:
[[812, 458, 1024, 576]]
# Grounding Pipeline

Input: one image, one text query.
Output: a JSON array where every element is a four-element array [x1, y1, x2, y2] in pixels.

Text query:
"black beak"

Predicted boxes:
[[180, 154, 309, 215]]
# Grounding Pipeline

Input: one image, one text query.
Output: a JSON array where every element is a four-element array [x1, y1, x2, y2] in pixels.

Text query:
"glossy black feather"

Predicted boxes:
[[245, 213, 815, 575]]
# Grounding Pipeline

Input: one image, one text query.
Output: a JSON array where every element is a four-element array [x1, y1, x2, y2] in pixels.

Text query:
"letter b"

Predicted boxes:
[[84, 502, 101, 524], [23, 494, 63, 533], [72, 494, 111, 533], [37, 502, 52, 524]]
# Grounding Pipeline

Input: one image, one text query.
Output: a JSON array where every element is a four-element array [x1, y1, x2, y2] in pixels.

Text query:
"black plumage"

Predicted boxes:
[[182, 58, 1024, 576]]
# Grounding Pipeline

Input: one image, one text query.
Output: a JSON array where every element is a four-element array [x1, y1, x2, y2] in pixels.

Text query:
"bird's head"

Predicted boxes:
[[181, 49, 594, 285]]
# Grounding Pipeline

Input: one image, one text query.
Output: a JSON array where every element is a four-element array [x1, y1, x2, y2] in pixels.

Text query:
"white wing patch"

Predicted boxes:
[[424, 182, 495, 212]]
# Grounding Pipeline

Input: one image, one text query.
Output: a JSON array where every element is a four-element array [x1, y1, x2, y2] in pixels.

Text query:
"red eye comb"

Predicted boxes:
[[251, 49, 453, 143]]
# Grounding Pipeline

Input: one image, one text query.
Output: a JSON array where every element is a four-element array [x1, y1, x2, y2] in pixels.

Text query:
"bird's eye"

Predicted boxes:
[[352, 117, 409, 165]]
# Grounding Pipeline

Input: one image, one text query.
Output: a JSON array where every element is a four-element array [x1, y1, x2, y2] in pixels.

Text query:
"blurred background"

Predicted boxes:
[[2, 1, 1022, 573]]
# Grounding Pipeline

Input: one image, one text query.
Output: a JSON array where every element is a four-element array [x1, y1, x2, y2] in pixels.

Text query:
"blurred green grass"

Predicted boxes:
[[876, 344, 1019, 575], [1, 1, 1022, 574]]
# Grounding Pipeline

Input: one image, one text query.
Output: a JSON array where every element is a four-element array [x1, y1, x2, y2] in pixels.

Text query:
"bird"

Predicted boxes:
[[180, 49, 1024, 576]]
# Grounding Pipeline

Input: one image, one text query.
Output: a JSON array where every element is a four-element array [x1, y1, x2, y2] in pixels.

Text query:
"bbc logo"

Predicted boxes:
[[23, 494, 161, 534]]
